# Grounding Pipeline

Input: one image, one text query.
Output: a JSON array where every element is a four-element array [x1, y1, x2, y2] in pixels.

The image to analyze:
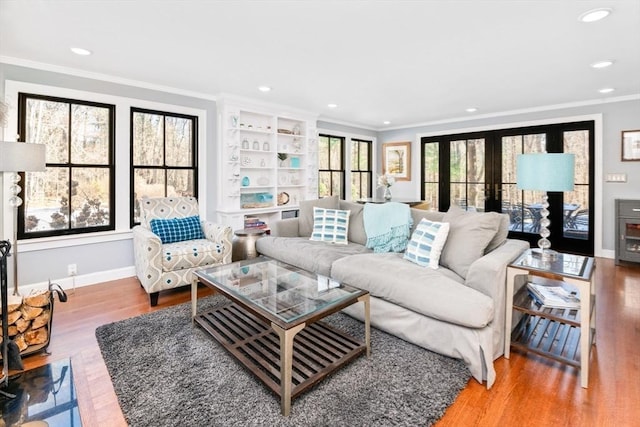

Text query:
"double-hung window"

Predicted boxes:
[[17, 93, 115, 238], [318, 134, 345, 198], [130, 108, 198, 226], [350, 138, 372, 199]]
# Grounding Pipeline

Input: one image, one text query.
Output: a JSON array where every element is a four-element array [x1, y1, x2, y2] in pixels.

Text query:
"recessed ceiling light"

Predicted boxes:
[[383, 121, 391, 125], [466, 107, 478, 113], [327, 103, 338, 108], [258, 86, 272, 92], [578, 8, 612, 23], [590, 60, 614, 69], [598, 87, 615, 94], [70, 47, 92, 56]]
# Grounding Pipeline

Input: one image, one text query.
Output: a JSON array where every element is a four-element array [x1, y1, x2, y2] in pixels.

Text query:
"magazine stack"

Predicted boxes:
[[526, 281, 581, 309]]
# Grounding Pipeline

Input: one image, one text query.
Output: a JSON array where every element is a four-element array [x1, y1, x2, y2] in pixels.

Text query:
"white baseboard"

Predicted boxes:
[[600, 249, 615, 259], [18, 265, 137, 295]]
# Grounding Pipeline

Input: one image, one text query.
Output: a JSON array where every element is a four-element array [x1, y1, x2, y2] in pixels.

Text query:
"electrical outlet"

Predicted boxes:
[[67, 263, 77, 276], [606, 173, 627, 182]]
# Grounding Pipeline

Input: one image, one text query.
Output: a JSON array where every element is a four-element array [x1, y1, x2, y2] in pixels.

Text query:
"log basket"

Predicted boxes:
[[1, 277, 67, 366]]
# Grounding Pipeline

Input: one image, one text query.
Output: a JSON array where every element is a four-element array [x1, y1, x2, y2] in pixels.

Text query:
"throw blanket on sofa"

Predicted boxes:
[[363, 202, 413, 253]]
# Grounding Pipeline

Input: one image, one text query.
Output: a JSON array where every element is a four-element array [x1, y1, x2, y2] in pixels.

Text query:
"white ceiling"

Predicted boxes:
[[1, 0, 639, 130]]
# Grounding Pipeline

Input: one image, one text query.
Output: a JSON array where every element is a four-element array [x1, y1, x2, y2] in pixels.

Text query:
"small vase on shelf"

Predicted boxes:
[[383, 186, 392, 200]]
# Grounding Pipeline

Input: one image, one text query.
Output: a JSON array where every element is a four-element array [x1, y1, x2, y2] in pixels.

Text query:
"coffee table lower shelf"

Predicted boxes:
[[194, 303, 366, 404]]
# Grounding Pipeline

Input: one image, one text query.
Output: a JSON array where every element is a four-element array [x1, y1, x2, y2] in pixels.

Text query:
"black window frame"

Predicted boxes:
[[17, 92, 116, 239], [318, 133, 345, 198], [421, 120, 595, 255], [130, 107, 199, 227], [350, 138, 373, 199]]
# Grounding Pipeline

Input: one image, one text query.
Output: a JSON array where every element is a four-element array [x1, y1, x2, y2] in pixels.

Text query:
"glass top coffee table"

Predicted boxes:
[[191, 256, 370, 416]]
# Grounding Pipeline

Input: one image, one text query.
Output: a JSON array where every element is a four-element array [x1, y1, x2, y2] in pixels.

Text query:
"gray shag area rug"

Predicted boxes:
[[95, 295, 470, 427]]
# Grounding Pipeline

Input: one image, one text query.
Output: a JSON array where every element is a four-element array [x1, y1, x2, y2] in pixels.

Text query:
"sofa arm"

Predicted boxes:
[[202, 221, 233, 264], [465, 239, 530, 299], [132, 225, 163, 291], [271, 218, 300, 237], [466, 239, 529, 360]]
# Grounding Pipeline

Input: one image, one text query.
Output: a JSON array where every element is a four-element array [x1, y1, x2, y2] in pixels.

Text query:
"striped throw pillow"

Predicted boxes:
[[404, 219, 450, 268], [150, 215, 205, 244], [309, 207, 350, 245]]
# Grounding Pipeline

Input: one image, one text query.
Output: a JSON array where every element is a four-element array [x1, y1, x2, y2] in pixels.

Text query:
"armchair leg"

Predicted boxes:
[[149, 292, 159, 307]]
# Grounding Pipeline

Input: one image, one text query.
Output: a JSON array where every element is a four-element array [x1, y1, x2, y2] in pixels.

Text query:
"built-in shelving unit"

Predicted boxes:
[[217, 98, 318, 231]]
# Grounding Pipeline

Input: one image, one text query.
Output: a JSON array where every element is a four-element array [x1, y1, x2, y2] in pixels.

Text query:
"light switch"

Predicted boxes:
[[606, 173, 627, 182]]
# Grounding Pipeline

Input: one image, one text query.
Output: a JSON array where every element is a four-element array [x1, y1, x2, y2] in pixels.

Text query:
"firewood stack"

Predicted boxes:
[[0, 290, 51, 356]]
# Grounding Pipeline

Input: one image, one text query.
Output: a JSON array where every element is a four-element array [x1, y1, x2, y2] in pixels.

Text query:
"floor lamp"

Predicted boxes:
[[0, 141, 47, 296], [517, 152, 575, 260]]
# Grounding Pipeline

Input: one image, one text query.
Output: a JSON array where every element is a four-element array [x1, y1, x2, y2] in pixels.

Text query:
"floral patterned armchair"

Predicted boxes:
[[132, 197, 232, 306]]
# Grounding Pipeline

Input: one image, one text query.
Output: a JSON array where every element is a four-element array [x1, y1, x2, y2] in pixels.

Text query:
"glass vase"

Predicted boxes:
[[383, 186, 392, 200]]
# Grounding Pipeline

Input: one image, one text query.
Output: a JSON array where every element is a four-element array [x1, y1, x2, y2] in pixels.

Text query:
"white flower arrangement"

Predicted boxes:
[[377, 174, 396, 188]]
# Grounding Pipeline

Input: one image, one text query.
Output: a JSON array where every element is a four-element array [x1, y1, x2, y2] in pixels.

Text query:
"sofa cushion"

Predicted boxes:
[[339, 201, 367, 246], [299, 195, 340, 237], [404, 219, 450, 268], [331, 253, 494, 329], [310, 207, 350, 244], [161, 239, 224, 272], [255, 236, 371, 277], [410, 209, 445, 234], [150, 215, 205, 244], [439, 206, 500, 279], [487, 212, 510, 253]]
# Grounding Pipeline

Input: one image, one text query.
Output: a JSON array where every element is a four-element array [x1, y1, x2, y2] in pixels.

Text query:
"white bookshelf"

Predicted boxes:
[[217, 98, 318, 230]]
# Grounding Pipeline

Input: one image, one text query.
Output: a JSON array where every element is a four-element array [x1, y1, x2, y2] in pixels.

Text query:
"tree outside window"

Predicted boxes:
[[18, 93, 115, 238], [318, 134, 344, 198], [351, 139, 372, 200], [131, 108, 198, 225]]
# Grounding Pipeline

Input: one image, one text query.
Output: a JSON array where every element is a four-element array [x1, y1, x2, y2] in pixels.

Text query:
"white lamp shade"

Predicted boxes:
[[0, 141, 47, 172], [517, 153, 575, 192]]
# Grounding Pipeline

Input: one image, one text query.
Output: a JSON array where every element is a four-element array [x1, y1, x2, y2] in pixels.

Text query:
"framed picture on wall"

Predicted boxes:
[[382, 141, 411, 181], [622, 130, 640, 161]]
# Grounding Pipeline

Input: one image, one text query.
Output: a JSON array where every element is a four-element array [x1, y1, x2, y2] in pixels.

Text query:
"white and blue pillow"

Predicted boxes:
[[404, 219, 450, 269], [309, 207, 350, 245], [150, 215, 205, 244]]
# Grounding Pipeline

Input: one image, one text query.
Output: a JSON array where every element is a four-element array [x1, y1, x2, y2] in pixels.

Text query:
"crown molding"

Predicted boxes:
[[381, 94, 640, 132], [1, 55, 218, 101]]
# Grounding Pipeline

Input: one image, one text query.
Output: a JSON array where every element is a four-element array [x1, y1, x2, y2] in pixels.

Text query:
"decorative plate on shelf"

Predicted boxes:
[[277, 192, 290, 206]]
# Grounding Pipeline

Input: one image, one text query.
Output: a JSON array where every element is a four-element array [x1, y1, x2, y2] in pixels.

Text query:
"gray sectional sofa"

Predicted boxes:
[[256, 196, 529, 388]]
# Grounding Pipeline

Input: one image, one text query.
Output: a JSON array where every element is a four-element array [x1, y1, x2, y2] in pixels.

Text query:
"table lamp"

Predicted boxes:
[[517, 153, 575, 260], [0, 141, 47, 295]]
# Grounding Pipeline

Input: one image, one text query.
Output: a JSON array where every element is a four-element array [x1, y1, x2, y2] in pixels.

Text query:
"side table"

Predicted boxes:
[[504, 249, 596, 388], [232, 229, 266, 261]]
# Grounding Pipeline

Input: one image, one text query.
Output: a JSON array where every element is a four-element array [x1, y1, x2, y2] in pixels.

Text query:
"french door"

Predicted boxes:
[[421, 121, 594, 255]]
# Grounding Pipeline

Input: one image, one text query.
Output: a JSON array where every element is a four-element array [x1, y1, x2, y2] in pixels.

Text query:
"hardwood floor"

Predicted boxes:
[[11, 257, 640, 426]]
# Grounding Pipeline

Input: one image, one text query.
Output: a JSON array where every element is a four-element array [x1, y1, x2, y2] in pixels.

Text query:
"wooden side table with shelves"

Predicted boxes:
[[504, 249, 596, 388]]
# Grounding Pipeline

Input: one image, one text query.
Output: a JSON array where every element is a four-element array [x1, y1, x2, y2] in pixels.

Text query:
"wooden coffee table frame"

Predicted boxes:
[[191, 272, 370, 416]]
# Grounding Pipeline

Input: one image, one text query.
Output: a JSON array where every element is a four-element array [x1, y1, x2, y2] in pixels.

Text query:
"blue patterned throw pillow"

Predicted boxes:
[[309, 207, 350, 245], [404, 218, 450, 268], [150, 215, 205, 244]]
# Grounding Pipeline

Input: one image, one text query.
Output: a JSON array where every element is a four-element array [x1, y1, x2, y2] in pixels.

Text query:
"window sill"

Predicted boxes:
[[17, 230, 133, 253]]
